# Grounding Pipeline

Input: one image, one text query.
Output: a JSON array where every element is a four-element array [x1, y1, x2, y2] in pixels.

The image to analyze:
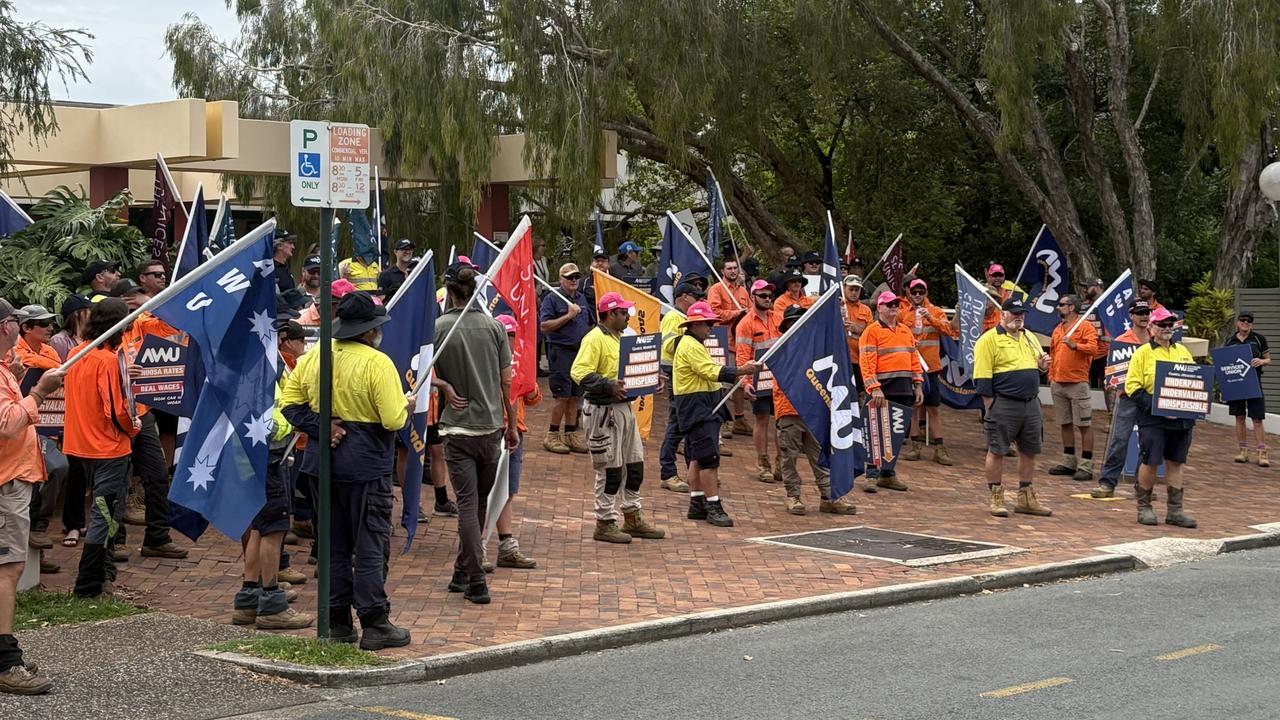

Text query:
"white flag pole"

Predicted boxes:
[[374, 166, 383, 261], [155, 153, 188, 220], [1065, 270, 1131, 338], [58, 219, 278, 373], [866, 233, 903, 282], [1013, 224, 1046, 288], [667, 210, 743, 312], [473, 232, 571, 305]]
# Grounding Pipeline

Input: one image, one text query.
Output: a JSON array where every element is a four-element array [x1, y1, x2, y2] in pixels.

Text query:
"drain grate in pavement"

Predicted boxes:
[[749, 526, 1024, 567]]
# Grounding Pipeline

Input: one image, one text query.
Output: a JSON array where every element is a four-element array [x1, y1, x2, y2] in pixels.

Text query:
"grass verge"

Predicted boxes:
[[211, 636, 387, 667], [15, 589, 144, 631]]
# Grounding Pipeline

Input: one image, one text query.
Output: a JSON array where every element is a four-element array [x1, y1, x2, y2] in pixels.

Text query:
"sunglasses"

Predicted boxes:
[[1057, 301, 1072, 307], [562, 274, 582, 281], [140, 271, 166, 278], [753, 293, 773, 300], [28, 320, 53, 328], [1154, 322, 1176, 329], [1239, 318, 1254, 323], [909, 290, 926, 296]]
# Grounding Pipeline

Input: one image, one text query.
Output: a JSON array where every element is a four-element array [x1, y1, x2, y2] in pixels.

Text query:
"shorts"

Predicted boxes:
[[250, 462, 291, 535], [1228, 396, 1266, 421], [751, 396, 775, 416], [426, 423, 441, 446], [683, 419, 722, 470], [547, 344, 582, 399], [921, 371, 942, 407], [1139, 424, 1193, 465], [152, 409, 179, 435], [983, 396, 1043, 456], [1051, 381, 1093, 426], [0, 481, 33, 566]]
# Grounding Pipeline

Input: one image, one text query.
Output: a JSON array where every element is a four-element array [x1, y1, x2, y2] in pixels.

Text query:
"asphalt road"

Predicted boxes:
[[222, 545, 1280, 720]]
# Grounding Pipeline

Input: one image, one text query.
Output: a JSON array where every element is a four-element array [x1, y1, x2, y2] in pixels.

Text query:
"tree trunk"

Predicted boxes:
[[1214, 124, 1274, 290]]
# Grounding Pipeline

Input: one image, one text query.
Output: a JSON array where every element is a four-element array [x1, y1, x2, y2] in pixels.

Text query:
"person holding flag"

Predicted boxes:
[[282, 292, 413, 647], [377, 239, 416, 298], [982, 261, 1026, 305], [973, 297, 1053, 518], [859, 292, 923, 492], [489, 314, 542, 567], [657, 282, 705, 493], [841, 275, 874, 395], [901, 278, 958, 465], [571, 292, 667, 544], [1047, 295, 1099, 482], [672, 302, 760, 527], [736, 279, 781, 484], [707, 257, 751, 437], [539, 263, 594, 455], [772, 269, 813, 323], [1091, 299, 1152, 498]]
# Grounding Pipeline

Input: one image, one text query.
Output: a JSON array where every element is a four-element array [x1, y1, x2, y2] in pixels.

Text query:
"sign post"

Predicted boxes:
[[289, 120, 370, 639]]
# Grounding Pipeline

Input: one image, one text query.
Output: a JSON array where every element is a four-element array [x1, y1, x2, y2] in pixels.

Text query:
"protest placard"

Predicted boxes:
[[130, 334, 188, 414], [1210, 345, 1263, 403], [618, 332, 662, 400], [1152, 361, 1212, 420]]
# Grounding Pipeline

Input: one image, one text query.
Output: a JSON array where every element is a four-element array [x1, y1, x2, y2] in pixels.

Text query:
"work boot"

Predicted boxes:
[[39, 556, 59, 574], [497, 548, 537, 569], [1048, 454, 1078, 476], [1260, 449, 1271, 468], [323, 606, 358, 644], [111, 546, 129, 563], [481, 550, 495, 573], [291, 520, 315, 539], [593, 520, 632, 544], [988, 485, 1009, 517], [720, 423, 733, 440], [876, 474, 908, 492], [564, 431, 589, 454], [257, 606, 314, 631], [1090, 483, 1116, 499], [1014, 486, 1052, 516], [732, 417, 753, 436], [785, 496, 806, 516], [755, 455, 776, 483], [1234, 447, 1250, 463], [278, 583, 299, 603], [622, 510, 666, 539], [0, 664, 53, 696], [141, 542, 188, 559], [1135, 485, 1157, 525], [447, 569, 469, 593], [720, 443, 734, 457], [1165, 487, 1197, 528], [819, 497, 857, 515], [933, 444, 954, 466], [359, 611, 412, 650], [28, 531, 52, 550], [277, 567, 307, 585], [705, 499, 734, 527], [434, 499, 459, 516], [1072, 458, 1094, 482], [1005, 447, 1018, 458], [542, 432, 571, 455], [231, 585, 261, 625], [123, 492, 146, 526], [661, 474, 690, 493], [687, 495, 708, 520], [901, 440, 921, 462], [863, 478, 878, 494], [464, 582, 491, 605]]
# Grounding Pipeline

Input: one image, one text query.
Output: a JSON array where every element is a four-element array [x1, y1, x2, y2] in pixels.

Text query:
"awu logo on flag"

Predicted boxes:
[[1022, 227, 1070, 336], [938, 335, 984, 410], [862, 400, 911, 468], [767, 290, 864, 498], [1095, 271, 1135, 339]]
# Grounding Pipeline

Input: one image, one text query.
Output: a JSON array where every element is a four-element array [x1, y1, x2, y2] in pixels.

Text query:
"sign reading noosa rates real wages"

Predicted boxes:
[[130, 335, 188, 414], [1152, 361, 1213, 420], [618, 332, 662, 400]]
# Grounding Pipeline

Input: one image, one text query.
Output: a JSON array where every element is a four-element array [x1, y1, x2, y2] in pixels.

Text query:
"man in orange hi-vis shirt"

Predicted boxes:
[[901, 279, 959, 465], [859, 292, 924, 493], [1047, 295, 1099, 482], [735, 280, 779, 485], [707, 258, 751, 437]]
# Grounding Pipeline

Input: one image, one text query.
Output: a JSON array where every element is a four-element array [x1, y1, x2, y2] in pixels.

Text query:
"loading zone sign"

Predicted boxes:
[[290, 120, 371, 209]]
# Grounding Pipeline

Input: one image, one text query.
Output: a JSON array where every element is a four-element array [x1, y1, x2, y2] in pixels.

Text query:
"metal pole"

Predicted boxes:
[[317, 206, 334, 639]]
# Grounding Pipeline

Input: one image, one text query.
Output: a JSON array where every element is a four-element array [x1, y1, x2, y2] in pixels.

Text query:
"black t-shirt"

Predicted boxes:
[[1224, 330, 1270, 375], [274, 260, 297, 292], [377, 266, 408, 297]]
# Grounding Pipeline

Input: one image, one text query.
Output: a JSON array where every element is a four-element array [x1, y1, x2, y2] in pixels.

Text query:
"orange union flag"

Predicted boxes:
[[592, 269, 661, 440]]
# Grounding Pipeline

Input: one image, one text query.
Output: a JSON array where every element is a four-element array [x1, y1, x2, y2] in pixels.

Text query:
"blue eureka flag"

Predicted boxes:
[[705, 175, 723, 262], [381, 255, 437, 551], [1020, 227, 1071, 336], [208, 195, 234, 256], [1094, 271, 1135, 340], [173, 185, 208, 281], [152, 224, 278, 541], [767, 288, 865, 498], [0, 190, 31, 237], [821, 211, 840, 292], [656, 212, 711, 304]]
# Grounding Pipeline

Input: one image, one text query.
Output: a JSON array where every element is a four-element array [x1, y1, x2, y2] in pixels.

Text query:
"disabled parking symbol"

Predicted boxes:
[[297, 153, 321, 178]]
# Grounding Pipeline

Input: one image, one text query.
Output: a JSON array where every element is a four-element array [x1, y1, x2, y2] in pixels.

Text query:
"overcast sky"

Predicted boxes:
[[20, 1, 241, 105]]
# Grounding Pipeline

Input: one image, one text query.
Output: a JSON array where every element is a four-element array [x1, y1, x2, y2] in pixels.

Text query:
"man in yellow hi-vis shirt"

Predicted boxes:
[[1123, 307, 1196, 528], [656, 282, 704, 492], [571, 292, 666, 544]]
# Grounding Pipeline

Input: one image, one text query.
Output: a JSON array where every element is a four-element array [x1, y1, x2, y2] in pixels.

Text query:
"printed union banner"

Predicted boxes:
[[1210, 345, 1263, 403], [752, 348, 774, 398], [1104, 340, 1140, 390], [618, 332, 662, 400], [130, 334, 188, 414], [861, 400, 911, 469], [1152, 360, 1213, 420], [704, 325, 734, 370], [20, 368, 64, 437]]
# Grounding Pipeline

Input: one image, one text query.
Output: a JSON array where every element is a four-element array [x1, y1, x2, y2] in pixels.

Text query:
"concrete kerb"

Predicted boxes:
[[197, 530, 1280, 687]]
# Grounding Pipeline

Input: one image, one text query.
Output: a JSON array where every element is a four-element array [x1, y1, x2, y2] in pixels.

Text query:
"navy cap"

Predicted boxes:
[[394, 238, 413, 251], [1128, 299, 1151, 314], [802, 251, 821, 264], [443, 259, 479, 283], [1002, 297, 1027, 313], [302, 255, 321, 270], [674, 281, 705, 299]]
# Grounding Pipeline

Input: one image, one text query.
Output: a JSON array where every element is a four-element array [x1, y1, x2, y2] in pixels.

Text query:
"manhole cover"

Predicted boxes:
[[750, 526, 1024, 567]]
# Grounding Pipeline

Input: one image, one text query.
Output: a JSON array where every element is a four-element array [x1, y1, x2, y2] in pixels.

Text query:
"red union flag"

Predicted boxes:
[[491, 220, 537, 398], [149, 154, 188, 266]]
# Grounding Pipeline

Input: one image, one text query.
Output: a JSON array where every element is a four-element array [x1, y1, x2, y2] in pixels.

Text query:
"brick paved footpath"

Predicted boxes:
[[37, 386, 1278, 659]]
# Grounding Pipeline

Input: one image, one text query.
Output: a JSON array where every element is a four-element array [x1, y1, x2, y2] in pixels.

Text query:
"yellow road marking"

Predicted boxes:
[[1156, 644, 1223, 661], [1069, 493, 1126, 502], [361, 706, 458, 720], [980, 677, 1073, 698]]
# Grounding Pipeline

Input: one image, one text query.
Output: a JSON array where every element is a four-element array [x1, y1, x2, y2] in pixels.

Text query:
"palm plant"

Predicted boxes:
[[0, 185, 148, 310]]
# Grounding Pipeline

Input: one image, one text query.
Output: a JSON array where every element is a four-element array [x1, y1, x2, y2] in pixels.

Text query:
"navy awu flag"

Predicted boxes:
[[469, 235, 510, 315], [656, 211, 710, 304], [937, 334, 984, 410], [1094, 270, 1135, 340], [152, 224, 278, 541], [1021, 227, 1070, 336], [767, 290, 865, 498], [172, 185, 208, 281], [381, 256, 437, 551], [705, 174, 724, 262]]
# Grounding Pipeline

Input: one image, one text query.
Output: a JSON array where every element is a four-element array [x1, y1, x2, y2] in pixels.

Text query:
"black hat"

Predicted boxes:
[[1137, 278, 1157, 292], [60, 293, 92, 320], [592, 246, 609, 259], [333, 292, 390, 339], [394, 238, 413, 251], [1001, 297, 1027, 313], [782, 268, 808, 287], [82, 260, 120, 285], [1238, 310, 1255, 322], [779, 304, 806, 331], [785, 257, 803, 269], [274, 228, 297, 243], [110, 278, 144, 297], [277, 287, 313, 310], [674, 281, 705, 299], [443, 259, 479, 284], [1128, 299, 1151, 314], [802, 251, 821, 264], [683, 272, 708, 289], [741, 257, 760, 276], [302, 255, 321, 270], [277, 320, 307, 341]]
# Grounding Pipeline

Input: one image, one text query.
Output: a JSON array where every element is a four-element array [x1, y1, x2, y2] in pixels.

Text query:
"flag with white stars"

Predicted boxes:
[[152, 223, 278, 541]]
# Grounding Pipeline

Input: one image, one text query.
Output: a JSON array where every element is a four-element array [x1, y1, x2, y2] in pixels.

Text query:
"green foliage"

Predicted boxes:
[[211, 636, 387, 667], [15, 589, 143, 631], [0, 185, 148, 309], [1184, 271, 1235, 346]]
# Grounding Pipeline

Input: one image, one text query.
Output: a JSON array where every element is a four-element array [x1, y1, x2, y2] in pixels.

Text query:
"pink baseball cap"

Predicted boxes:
[[331, 279, 357, 299], [597, 291, 635, 314], [681, 301, 719, 326], [908, 278, 928, 291], [876, 291, 903, 306], [750, 279, 775, 294], [1150, 308, 1177, 324], [496, 314, 518, 334], [987, 263, 1005, 275]]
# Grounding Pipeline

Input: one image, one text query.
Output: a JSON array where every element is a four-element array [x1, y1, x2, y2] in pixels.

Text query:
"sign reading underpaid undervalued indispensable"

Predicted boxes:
[[704, 326, 734, 370], [618, 332, 661, 400], [1152, 360, 1213, 420]]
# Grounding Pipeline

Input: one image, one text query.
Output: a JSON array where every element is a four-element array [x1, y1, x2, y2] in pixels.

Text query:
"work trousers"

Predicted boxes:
[[329, 475, 394, 619], [1099, 395, 1140, 489], [776, 415, 832, 499], [72, 456, 131, 597], [443, 431, 503, 584]]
